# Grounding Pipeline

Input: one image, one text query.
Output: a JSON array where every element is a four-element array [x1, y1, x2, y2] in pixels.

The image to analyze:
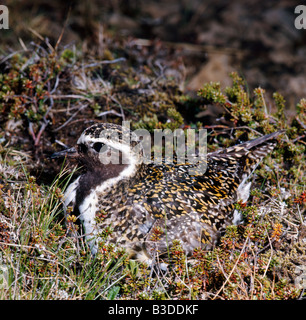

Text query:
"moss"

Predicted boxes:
[[198, 81, 227, 105], [133, 107, 184, 131]]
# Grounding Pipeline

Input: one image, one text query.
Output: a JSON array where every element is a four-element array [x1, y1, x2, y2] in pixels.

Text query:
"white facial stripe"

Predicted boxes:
[[79, 133, 137, 152], [78, 134, 142, 166]]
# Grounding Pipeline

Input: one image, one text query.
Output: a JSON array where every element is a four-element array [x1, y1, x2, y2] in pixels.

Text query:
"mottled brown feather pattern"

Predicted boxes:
[[63, 124, 283, 263]]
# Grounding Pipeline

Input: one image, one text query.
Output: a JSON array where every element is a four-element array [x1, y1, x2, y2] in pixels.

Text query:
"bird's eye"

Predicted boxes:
[[93, 142, 105, 153], [78, 143, 88, 154]]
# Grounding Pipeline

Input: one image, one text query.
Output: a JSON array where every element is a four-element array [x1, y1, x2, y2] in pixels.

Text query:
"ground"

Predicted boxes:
[[0, 0, 305, 300]]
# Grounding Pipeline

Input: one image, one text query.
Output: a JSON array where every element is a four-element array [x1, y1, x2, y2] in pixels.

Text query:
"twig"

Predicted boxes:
[[28, 122, 36, 142], [18, 38, 28, 51], [262, 228, 274, 279], [292, 134, 306, 143], [130, 38, 245, 57], [204, 125, 264, 136], [0, 241, 55, 256], [53, 103, 88, 132], [0, 50, 25, 65], [98, 273, 128, 299], [297, 204, 304, 225], [110, 96, 126, 120], [34, 120, 49, 146], [54, 6, 71, 52], [55, 139, 70, 149], [295, 116, 306, 130], [50, 74, 60, 94], [203, 124, 230, 129], [81, 57, 126, 69], [28, 27, 44, 41], [97, 110, 124, 118], [50, 106, 81, 113], [43, 82, 55, 119], [54, 118, 101, 128], [49, 94, 93, 102], [212, 236, 249, 300]]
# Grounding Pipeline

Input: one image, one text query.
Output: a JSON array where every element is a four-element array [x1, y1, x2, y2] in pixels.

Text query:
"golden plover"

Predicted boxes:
[[53, 123, 283, 263]]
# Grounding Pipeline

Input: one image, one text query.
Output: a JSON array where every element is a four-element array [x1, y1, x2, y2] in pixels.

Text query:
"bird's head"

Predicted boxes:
[[52, 123, 144, 178]]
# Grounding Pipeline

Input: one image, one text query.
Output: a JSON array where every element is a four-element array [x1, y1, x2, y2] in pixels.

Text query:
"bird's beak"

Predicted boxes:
[[50, 147, 78, 159]]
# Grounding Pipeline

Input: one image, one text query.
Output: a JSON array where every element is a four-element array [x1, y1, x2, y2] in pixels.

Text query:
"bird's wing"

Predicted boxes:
[[133, 131, 283, 257]]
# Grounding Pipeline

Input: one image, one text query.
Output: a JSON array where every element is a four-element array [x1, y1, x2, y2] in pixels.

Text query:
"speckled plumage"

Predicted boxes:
[[61, 123, 283, 263]]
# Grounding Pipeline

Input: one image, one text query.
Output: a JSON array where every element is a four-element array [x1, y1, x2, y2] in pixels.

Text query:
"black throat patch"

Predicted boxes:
[[75, 162, 128, 210]]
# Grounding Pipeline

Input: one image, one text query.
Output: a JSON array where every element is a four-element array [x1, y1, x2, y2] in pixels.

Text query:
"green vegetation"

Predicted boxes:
[[0, 43, 305, 300]]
